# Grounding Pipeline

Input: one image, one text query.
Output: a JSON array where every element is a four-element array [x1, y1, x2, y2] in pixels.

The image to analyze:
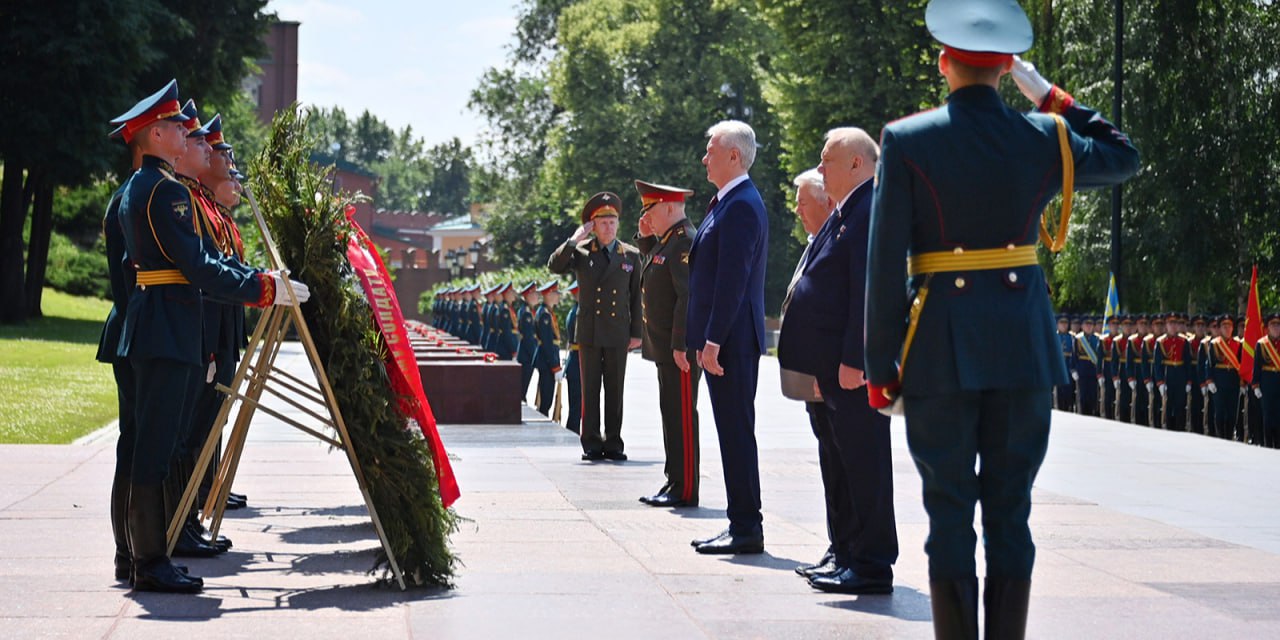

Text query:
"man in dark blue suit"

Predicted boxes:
[[864, 1, 1140, 636], [778, 128, 897, 594], [686, 120, 769, 555]]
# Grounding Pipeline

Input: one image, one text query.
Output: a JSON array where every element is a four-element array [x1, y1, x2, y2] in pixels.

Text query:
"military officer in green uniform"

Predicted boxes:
[[110, 81, 311, 593], [1251, 313, 1280, 448], [862, 1, 1139, 635], [633, 180, 700, 507], [548, 192, 643, 461]]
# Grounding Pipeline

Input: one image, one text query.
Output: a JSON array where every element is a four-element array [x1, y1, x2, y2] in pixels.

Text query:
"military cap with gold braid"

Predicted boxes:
[[634, 180, 694, 213], [926, 0, 1032, 68], [180, 100, 211, 138], [108, 79, 190, 144], [581, 192, 622, 224], [205, 114, 232, 150]]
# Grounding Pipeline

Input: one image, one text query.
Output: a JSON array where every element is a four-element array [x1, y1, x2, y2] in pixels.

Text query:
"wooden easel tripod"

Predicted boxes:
[[164, 186, 408, 590]]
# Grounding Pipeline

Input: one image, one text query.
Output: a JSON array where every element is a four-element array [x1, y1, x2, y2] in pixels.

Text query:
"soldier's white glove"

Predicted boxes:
[[1113, 379, 1121, 389], [1256, 388, 1264, 399], [1129, 380, 1137, 389], [1146, 382, 1154, 393], [1011, 56, 1053, 106], [1071, 371, 1079, 381], [1186, 384, 1192, 394], [206, 361, 216, 384], [554, 369, 564, 383], [271, 274, 311, 305], [1159, 383, 1168, 395], [1208, 382, 1218, 394]]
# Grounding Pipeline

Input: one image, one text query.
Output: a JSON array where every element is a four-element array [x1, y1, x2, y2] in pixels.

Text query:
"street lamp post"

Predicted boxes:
[[468, 240, 482, 273]]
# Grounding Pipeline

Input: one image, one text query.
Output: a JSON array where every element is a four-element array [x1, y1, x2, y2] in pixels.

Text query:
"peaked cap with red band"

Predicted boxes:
[[581, 191, 622, 224], [634, 179, 694, 210], [926, 0, 1032, 68], [180, 100, 211, 138], [205, 114, 232, 150], [109, 79, 190, 144]]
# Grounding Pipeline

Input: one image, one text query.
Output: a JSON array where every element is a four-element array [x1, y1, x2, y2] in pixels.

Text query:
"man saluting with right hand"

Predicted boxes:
[[863, 1, 1140, 637]]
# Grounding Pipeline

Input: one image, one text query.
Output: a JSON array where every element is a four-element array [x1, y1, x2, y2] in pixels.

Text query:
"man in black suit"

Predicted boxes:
[[778, 128, 897, 594]]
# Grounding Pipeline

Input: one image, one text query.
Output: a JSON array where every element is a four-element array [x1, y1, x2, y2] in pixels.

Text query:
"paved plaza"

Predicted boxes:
[[3, 343, 1280, 638]]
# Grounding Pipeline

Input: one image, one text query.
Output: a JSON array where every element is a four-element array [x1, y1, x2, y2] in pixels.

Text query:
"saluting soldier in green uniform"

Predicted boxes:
[[548, 192, 643, 461], [110, 81, 311, 593], [633, 180, 701, 507]]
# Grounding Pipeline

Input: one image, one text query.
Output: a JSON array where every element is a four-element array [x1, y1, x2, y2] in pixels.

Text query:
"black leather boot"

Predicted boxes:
[[983, 577, 1031, 640], [128, 483, 203, 593], [111, 474, 131, 580], [929, 578, 979, 640], [164, 465, 222, 558]]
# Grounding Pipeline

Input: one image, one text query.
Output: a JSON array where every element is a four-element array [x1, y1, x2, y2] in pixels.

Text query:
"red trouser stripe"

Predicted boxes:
[[680, 368, 693, 502]]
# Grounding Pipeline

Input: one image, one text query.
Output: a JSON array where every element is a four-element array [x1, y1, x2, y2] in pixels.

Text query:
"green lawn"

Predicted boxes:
[[0, 289, 117, 444]]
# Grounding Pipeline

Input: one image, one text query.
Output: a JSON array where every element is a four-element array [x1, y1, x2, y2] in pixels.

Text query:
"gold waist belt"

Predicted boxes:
[[135, 269, 189, 287], [907, 245, 1038, 277]]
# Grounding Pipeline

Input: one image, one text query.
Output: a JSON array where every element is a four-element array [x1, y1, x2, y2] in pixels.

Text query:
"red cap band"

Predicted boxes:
[[943, 46, 1013, 68], [121, 99, 182, 144]]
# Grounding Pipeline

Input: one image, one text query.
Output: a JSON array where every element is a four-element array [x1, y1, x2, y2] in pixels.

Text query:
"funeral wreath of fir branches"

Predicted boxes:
[[249, 106, 457, 588]]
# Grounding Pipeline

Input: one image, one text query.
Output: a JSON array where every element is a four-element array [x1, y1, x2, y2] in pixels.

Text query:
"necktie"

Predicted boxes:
[[706, 195, 719, 215]]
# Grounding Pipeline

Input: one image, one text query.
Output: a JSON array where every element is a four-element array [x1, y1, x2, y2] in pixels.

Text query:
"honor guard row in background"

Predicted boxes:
[[1054, 310, 1280, 448]]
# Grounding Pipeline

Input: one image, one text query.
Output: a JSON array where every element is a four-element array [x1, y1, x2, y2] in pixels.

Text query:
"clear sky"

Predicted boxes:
[[269, 0, 518, 148]]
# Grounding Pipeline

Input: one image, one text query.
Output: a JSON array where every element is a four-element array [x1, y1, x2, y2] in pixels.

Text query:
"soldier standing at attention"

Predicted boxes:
[[1251, 313, 1280, 448], [633, 180, 700, 508], [1154, 312, 1193, 431], [1147, 315, 1167, 426], [1099, 316, 1119, 419], [111, 81, 311, 593], [862, 1, 1140, 635], [563, 281, 583, 433], [517, 282, 541, 400], [548, 193, 643, 461], [532, 281, 564, 417], [1072, 315, 1102, 416], [1114, 315, 1135, 422], [494, 282, 519, 361], [1198, 316, 1220, 434], [1204, 315, 1243, 439], [1055, 314, 1074, 410], [1188, 314, 1209, 433], [1127, 315, 1151, 425]]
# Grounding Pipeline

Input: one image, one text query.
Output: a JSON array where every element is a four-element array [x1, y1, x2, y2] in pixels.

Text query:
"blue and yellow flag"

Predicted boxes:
[[1102, 273, 1119, 335]]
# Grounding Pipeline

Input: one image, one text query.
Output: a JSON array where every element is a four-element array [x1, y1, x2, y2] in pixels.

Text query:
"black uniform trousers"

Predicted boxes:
[[806, 401, 847, 556], [1076, 377, 1098, 416], [186, 350, 237, 501], [565, 349, 581, 433], [1210, 385, 1239, 440], [1150, 383, 1164, 428], [1190, 387, 1207, 435], [903, 388, 1051, 581], [813, 374, 898, 579], [535, 362, 555, 416], [1101, 375, 1116, 420], [703, 334, 762, 536], [1246, 393, 1263, 445], [1116, 382, 1133, 423], [1133, 383, 1150, 426], [130, 358, 199, 485], [1261, 390, 1279, 448], [656, 360, 700, 503], [1054, 383, 1074, 412], [113, 361, 138, 477], [1162, 384, 1189, 431], [579, 345, 628, 454]]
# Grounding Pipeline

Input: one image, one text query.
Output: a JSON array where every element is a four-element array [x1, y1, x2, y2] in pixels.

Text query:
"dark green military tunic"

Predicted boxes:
[[637, 219, 700, 502], [548, 237, 642, 455]]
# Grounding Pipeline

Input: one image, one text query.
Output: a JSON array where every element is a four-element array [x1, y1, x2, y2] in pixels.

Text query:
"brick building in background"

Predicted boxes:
[[244, 20, 300, 125]]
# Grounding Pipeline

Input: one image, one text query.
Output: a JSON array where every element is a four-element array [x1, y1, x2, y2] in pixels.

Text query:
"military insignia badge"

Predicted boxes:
[[172, 202, 189, 216], [653, 255, 666, 265], [622, 263, 633, 273], [681, 252, 689, 264], [838, 224, 846, 238]]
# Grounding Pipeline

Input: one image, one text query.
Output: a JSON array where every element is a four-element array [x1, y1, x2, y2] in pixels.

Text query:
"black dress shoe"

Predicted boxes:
[[172, 526, 223, 558], [225, 493, 247, 510], [132, 559, 203, 594], [581, 451, 605, 461], [691, 529, 730, 547], [808, 567, 894, 595], [602, 451, 627, 461], [795, 551, 837, 577], [646, 493, 695, 508], [695, 533, 764, 555]]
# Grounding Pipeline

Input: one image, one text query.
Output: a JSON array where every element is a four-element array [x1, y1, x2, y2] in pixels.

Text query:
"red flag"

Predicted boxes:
[[344, 207, 460, 508], [1240, 265, 1264, 384]]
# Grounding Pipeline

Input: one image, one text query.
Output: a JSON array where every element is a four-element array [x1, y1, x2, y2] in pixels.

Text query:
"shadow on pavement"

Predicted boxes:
[[279, 521, 375, 545], [817, 584, 932, 622]]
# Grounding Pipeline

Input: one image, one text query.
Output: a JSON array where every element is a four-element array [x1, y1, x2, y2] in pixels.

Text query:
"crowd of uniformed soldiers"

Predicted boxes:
[[97, 80, 310, 593], [1055, 310, 1280, 448]]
